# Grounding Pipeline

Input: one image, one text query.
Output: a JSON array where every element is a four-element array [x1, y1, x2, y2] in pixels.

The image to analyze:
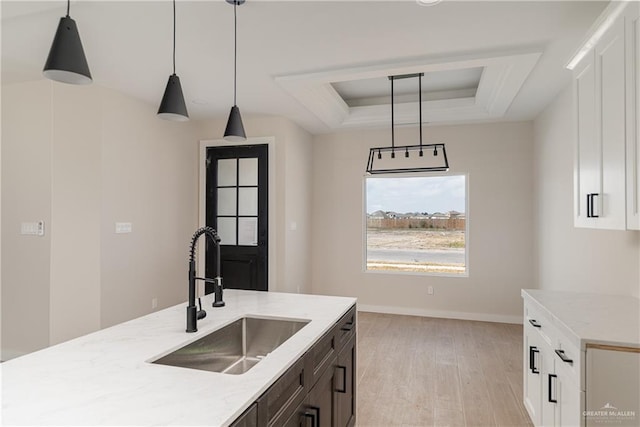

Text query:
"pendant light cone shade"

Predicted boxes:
[[223, 0, 247, 142], [158, 74, 189, 121], [224, 105, 246, 142], [43, 16, 92, 85]]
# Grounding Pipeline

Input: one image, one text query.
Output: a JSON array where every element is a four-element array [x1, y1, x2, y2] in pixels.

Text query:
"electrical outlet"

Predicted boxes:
[[151, 298, 158, 309], [115, 222, 133, 234], [427, 286, 434, 295]]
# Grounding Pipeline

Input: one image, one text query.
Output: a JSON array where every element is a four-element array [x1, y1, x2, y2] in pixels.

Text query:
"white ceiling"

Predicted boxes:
[[1, 0, 607, 134]]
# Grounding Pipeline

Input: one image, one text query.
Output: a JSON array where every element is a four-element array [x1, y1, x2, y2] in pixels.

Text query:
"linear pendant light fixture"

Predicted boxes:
[[157, 0, 189, 121], [43, 0, 92, 84], [366, 73, 449, 174], [224, 0, 247, 142]]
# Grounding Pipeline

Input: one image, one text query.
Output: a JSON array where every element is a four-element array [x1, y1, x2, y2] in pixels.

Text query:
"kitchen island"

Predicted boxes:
[[1, 290, 357, 426]]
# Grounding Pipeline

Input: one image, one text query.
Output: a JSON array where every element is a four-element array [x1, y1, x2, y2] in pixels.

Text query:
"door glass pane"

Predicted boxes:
[[217, 159, 237, 186], [217, 188, 237, 216], [238, 187, 258, 216], [217, 217, 236, 245], [239, 158, 258, 186], [238, 217, 258, 246]]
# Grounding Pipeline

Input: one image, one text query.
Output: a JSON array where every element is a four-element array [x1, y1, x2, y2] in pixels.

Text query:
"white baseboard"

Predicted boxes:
[[357, 304, 523, 324]]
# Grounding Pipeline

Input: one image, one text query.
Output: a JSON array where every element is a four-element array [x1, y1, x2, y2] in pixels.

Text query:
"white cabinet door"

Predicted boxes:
[[574, 50, 598, 228], [626, 3, 640, 230], [574, 16, 627, 229], [541, 348, 557, 427], [556, 364, 584, 427], [596, 17, 627, 230], [524, 329, 543, 425]]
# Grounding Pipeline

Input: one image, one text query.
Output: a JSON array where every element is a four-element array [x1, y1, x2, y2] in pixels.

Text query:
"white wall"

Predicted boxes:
[[1, 81, 52, 359], [195, 116, 314, 294], [533, 86, 640, 297], [311, 122, 535, 323], [1, 80, 199, 358]]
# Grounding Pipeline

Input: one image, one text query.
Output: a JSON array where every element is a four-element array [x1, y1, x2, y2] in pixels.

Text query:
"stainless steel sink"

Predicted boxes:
[[151, 316, 310, 375]]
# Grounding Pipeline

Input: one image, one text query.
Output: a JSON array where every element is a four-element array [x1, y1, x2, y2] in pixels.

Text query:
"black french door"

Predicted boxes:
[[205, 144, 268, 292]]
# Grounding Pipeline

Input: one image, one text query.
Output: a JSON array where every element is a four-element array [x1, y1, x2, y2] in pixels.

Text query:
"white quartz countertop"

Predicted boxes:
[[1, 290, 357, 426], [521, 289, 640, 350]]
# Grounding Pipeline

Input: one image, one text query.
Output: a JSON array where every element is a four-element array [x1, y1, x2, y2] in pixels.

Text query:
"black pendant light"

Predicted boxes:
[[365, 73, 449, 174], [224, 0, 247, 142], [158, 0, 189, 121], [43, 0, 92, 85]]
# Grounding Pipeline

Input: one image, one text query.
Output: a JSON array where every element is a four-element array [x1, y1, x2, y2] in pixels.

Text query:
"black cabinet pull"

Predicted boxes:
[[529, 346, 540, 374], [529, 319, 541, 328], [341, 322, 354, 332], [548, 374, 557, 403], [555, 349, 574, 365], [587, 193, 600, 218], [335, 365, 347, 393], [304, 406, 319, 427]]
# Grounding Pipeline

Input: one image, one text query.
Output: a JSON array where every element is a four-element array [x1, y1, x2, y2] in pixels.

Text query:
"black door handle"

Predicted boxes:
[[335, 365, 347, 393], [548, 374, 557, 403], [341, 322, 354, 332], [587, 193, 600, 218], [555, 349, 574, 364], [528, 319, 541, 328], [304, 406, 319, 427], [529, 346, 540, 374]]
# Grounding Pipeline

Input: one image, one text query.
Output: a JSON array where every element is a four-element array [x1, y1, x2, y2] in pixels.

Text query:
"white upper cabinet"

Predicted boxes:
[[572, 1, 640, 230], [626, 4, 640, 230]]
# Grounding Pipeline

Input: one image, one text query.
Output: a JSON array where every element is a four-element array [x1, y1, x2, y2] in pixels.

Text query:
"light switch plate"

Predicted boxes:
[[115, 222, 133, 234], [21, 221, 45, 236]]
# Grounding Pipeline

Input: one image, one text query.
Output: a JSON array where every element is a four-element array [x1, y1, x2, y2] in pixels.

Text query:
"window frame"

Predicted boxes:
[[362, 172, 470, 278]]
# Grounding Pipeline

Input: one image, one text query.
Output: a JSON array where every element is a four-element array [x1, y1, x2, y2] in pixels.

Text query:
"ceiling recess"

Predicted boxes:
[[276, 49, 542, 130]]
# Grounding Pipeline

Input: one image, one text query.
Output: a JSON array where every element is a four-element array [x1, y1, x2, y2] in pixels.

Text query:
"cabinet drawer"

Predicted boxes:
[[335, 306, 356, 352], [230, 403, 258, 427], [258, 357, 306, 427], [306, 328, 336, 388], [554, 336, 583, 389], [525, 303, 555, 346]]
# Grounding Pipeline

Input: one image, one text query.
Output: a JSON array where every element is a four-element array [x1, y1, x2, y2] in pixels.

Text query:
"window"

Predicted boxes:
[[365, 175, 467, 275]]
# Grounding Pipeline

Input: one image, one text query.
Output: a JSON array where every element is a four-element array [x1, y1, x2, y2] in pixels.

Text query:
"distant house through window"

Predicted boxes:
[[365, 175, 467, 275]]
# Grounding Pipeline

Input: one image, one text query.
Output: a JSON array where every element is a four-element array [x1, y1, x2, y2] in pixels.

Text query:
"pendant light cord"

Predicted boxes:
[[172, 0, 176, 75], [66, 0, 70, 17], [233, 1, 238, 106]]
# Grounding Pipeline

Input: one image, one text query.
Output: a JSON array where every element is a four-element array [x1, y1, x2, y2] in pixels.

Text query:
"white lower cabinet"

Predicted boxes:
[[523, 290, 640, 427], [525, 323, 584, 427]]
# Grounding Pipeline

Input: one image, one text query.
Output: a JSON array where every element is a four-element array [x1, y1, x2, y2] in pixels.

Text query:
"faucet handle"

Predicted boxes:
[[196, 297, 207, 320]]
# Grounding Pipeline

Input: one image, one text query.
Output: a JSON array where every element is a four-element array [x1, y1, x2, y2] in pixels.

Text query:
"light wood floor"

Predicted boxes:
[[356, 312, 533, 427]]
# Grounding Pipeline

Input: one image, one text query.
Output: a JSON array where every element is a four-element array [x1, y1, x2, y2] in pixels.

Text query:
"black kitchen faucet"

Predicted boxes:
[[186, 227, 225, 333]]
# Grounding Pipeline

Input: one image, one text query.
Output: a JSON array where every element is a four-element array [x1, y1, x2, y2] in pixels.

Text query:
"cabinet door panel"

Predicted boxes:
[[308, 358, 335, 427], [575, 50, 599, 228], [596, 17, 627, 229], [336, 334, 356, 427], [524, 328, 543, 425], [541, 348, 557, 427]]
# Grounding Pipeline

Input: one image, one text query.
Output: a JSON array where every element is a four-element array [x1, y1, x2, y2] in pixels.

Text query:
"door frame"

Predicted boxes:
[[198, 137, 276, 291]]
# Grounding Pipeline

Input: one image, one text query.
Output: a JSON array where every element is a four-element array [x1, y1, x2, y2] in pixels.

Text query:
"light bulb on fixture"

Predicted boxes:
[[416, 0, 443, 6]]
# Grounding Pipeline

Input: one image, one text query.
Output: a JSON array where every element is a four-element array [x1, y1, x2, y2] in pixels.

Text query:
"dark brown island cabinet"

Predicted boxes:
[[231, 305, 357, 427]]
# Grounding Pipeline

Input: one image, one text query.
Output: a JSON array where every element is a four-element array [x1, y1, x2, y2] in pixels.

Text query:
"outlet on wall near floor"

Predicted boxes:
[[427, 286, 434, 295], [151, 298, 158, 309]]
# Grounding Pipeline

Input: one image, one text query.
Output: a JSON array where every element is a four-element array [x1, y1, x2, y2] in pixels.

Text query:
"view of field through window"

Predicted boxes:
[[366, 175, 466, 274]]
